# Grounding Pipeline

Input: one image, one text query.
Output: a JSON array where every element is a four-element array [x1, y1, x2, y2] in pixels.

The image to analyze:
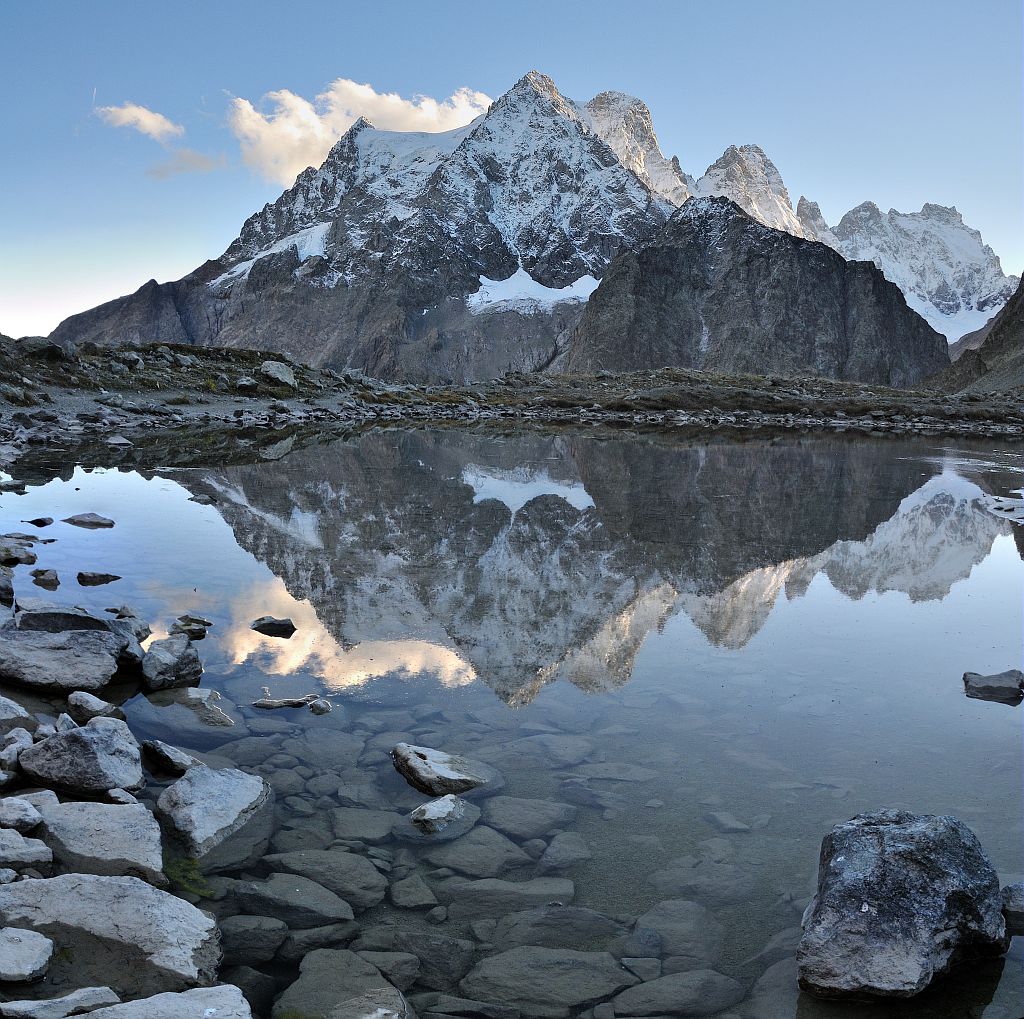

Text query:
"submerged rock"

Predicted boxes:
[[396, 795, 479, 841], [439, 877, 575, 920], [264, 848, 387, 910], [460, 946, 636, 1017], [233, 872, 355, 929], [481, 795, 577, 841], [797, 809, 1008, 998], [391, 743, 501, 797], [421, 825, 531, 878], [611, 967, 743, 1016], [19, 717, 143, 793], [491, 905, 627, 950], [271, 948, 388, 1018], [156, 765, 273, 873], [0, 875, 219, 991], [963, 668, 1024, 705]]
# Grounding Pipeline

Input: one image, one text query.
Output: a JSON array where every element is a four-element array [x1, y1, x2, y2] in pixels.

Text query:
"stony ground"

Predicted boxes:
[[1, 341, 1023, 474]]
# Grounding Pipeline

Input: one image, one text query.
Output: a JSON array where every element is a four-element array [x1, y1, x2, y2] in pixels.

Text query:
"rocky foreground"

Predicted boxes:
[[1, 339, 1022, 475]]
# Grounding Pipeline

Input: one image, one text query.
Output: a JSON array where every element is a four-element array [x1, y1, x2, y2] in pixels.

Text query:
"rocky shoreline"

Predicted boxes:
[[1, 341, 1023, 474]]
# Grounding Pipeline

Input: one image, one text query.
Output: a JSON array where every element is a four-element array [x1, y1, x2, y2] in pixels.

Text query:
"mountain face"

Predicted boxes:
[[49, 70, 1013, 374], [564, 197, 949, 385]]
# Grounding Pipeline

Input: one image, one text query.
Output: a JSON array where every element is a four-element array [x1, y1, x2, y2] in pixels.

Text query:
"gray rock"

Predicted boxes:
[[393, 796, 481, 842], [703, 810, 750, 833], [350, 928, 475, 991], [331, 807, 403, 844], [84, 986, 252, 1018], [797, 809, 1008, 998], [0, 875, 219, 991], [963, 668, 1024, 705], [0, 799, 41, 834], [127, 687, 246, 750], [218, 915, 288, 966], [492, 905, 627, 950], [0, 985, 120, 1018], [260, 360, 297, 388], [157, 766, 272, 872], [610, 968, 744, 1016], [221, 964, 275, 1016], [0, 928, 52, 982], [327, 986, 412, 1019], [497, 734, 595, 768], [356, 951, 419, 992], [265, 848, 387, 910], [0, 830, 52, 872], [77, 572, 121, 587], [271, 948, 384, 1018], [62, 514, 114, 529], [275, 921, 359, 962], [38, 800, 163, 883], [406, 994, 518, 1019], [539, 831, 592, 871], [233, 872, 355, 928], [630, 900, 724, 966], [1003, 882, 1024, 934], [0, 630, 129, 692], [438, 876, 575, 920], [250, 615, 296, 637], [66, 691, 124, 724], [141, 633, 202, 691], [309, 697, 332, 715], [422, 825, 531, 878], [740, 957, 800, 1019], [481, 796, 577, 841], [141, 739, 197, 775], [621, 957, 660, 981], [19, 717, 143, 793], [389, 872, 438, 909], [460, 946, 636, 1018], [0, 697, 33, 737], [29, 570, 58, 591], [391, 743, 502, 797]]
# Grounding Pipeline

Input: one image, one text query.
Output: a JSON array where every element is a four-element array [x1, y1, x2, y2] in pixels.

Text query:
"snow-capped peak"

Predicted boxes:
[[581, 91, 691, 205], [796, 196, 838, 247], [692, 144, 806, 237]]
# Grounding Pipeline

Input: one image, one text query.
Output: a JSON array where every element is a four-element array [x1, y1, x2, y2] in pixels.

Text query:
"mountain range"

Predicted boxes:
[[48, 71, 1018, 385]]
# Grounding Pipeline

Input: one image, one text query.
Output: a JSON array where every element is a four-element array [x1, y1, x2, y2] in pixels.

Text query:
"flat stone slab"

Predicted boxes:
[[0, 875, 219, 991], [422, 825, 531, 878], [492, 906, 627, 950], [439, 877, 575, 920], [331, 807, 403, 844], [264, 849, 387, 910], [631, 899, 724, 967], [0, 986, 121, 1017], [62, 514, 114, 529], [611, 968, 744, 1016], [0, 630, 128, 692], [481, 796, 577, 841], [38, 800, 164, 884], [86, 986, 252, 1018], [0, 927, 53, 982], [233, 872, 355, 929]]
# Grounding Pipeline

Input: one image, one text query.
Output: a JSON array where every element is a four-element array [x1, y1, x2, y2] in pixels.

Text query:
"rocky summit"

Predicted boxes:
[[46, 70, 1015, 379], [564, 197, 950, 386]]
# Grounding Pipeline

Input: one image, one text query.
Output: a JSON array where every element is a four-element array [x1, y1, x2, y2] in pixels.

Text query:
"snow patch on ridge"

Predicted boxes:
[[466, 267, 599, 315], [462, 465, 595, 514]]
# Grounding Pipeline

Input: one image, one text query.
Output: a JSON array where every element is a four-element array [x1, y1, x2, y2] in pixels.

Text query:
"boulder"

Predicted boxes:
[[331, 808, 403, 844], [797, 810, 1008, 998], [629, 899, 724, 967], [391, 743, 502, 797], [481, 796, 577, 841], [271, 948, 385, 1018], [1003, 882, 1024, 934], [140, 633, 202, 691], [264, 848, 387, 910], [19, 718, 143, 793], [0, 985, 120, 1017], [232, 872, 355, 928], [0, 927, 52, 982], [0, 799, 42, 834], [0, 875, 219, 991], [350, 928, 475, 991], [218, 915, 288, 966], [460, 947, 636, 1017], [66, 691, 124, 724], [156, 765, 273, 872], [539, 831, 591, 872], [0, 830, 52, 873], [0, 630, 129, 692], [84, 986, 252, 1018], [963, 669, 1024, 706], [140, 739, 197, 775], [61, 514, 114, 529], [0, 697, 33, 737], [37, 800, 164, 884], [389, 872, 438, 909], [610, 968, 744, 1016], [260, 360, 297, 388], [275, 921, 359, 963], [355, 951, 419, 992]]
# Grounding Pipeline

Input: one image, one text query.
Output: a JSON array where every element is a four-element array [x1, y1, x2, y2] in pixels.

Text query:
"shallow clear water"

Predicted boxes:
[[2, 429, 1022, 1017]]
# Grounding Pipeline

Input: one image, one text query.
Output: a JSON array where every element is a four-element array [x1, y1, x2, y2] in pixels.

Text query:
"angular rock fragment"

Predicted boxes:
[[66, 690, 125, 724], [141, 738, 197, 775], [233, 873, 355, 928], [963, 668, 1024, 705], [77, 572, 121, 587], [141, 633, 202, 691], [393, 795, 480, 842], [0, 927, 52, 982], [264, 848, 387, 910], [62, 513, 114, 529], [0, 629, 129, 692], [250, 615, 296, 637], [391, 743, 501, 797], [19, 717, 143, 793], [0, 828, 52, 873]]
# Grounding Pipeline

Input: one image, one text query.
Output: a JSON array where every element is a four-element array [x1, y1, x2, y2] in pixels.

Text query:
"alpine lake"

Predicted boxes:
[[1, 425, 1021, 1019]]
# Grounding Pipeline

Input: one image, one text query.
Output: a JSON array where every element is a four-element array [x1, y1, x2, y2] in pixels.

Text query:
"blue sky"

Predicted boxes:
[[1, 0, 1020, 337]]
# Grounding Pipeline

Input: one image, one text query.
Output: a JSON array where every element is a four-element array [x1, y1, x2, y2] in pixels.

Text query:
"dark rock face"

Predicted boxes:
[[963, 668, 1024, 705], [797, 810, 1008, 999], [566, 197, 950, 387]]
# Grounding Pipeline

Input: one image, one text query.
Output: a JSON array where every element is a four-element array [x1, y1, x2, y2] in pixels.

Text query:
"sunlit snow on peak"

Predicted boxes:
[[466, 267, 599, 315]]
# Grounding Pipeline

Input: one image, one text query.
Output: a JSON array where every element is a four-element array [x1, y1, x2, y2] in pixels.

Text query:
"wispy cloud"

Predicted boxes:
[[95, 101, 185, 144], [146, 147, 226, 179], [228, 77, 492, 185]]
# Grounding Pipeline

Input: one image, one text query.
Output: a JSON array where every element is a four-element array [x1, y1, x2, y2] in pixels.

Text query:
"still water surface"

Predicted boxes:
[[2, 429, 1022, 1017]]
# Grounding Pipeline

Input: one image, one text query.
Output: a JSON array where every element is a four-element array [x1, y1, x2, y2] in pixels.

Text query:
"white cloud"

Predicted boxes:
[[95, 101, 185, 144], [146, 147, 226, 179], [228, 77, 492, 186]]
